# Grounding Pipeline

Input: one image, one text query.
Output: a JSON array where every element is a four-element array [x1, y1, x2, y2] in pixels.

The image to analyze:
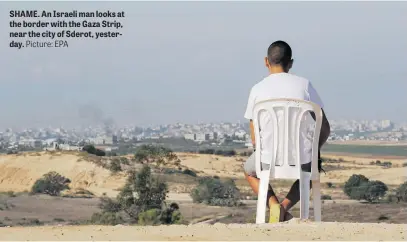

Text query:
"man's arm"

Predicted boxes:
[[310, 109, 331, 149], [249, 120, 255, 148], [307, 81, 330, 148], [244, 87, 256, 148]]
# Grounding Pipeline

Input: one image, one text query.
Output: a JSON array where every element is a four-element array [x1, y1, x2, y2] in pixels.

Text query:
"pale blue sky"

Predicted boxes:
[[0, 1, 406, 128]]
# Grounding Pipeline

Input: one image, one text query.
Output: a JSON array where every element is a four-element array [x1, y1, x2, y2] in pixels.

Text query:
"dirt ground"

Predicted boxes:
[[0, 222, 404, 241], [1, 193, 406, 227], [0, 151, 406, 240]]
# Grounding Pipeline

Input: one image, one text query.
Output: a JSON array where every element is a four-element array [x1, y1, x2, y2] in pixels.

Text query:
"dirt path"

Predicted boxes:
[[0, 222, 404, 240]]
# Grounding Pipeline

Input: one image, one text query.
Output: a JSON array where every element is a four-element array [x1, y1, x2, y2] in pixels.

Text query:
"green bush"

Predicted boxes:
[[4, 191, 16, 197], [160, 203, 182, 224], [109, 159, 122, 173], [382, 161, 392, 168], [363, 180, 388, 202], [199, 149, 215, 155], [82, 144, 105, 156], [191, 177, 240, 207], [119, 157, 130, 165], [138, 208, 161, 225], [378, 215, 389, 221], [239, 151, 253, 157], [396, 181, 407, 202], [134, 145, 180, 167], [213, 150, 237, 157], [344, 174, 388, 202], [31, 172, 70, 196], [96, 165, 182, 225], [321, 194, 332, 200], [90, 212, 124, 225], [138, 203, 182, 226], [182, 169, 197, 177], [99, 196, 121, 213], [344, 174, 369, 197], [117, 166, 168, 214]]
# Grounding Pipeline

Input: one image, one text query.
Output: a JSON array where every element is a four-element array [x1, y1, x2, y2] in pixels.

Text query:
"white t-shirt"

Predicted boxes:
[[244, 73, 324, 165]]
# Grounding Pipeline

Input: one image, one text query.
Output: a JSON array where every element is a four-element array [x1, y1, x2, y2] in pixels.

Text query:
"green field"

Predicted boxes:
[[322, 144, 407, 157]]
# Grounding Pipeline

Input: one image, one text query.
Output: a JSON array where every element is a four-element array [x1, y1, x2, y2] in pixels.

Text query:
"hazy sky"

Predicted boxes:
[[1, 1, 406, 129]]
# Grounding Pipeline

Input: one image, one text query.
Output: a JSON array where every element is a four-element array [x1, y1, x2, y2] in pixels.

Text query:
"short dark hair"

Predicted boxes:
[[267, 41, 292, 68]]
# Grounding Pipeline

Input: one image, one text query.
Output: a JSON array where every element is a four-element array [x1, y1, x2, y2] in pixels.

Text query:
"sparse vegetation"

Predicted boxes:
[[370, 160, 392, 168], [17, 218, 43, 226], [396, 181, 407, 203], [197, 148, 237, 157], [90, 212, 124, 225], [0, 191, 17, 197], [92, 165, 182, 225], [321, 194, 332, 200], [191, 177, 240, 207], [344, 174, 388, 203], [134, 145, 181, 168], [82, 144, 106, 156], [109, 159, 122, 173], [182, 169, 197, 177], [378, 215, 389, 221], [0, 200, 14, 210], [239, 151, 253, 157], [31, 172, 71, 196], [62, 188, 94, 198], [119, 157, 130, 165]]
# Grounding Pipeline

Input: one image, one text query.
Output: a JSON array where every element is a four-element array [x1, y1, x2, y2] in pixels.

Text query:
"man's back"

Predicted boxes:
[[242, 40, 331, 223], [244, 73, 324, 165], [244, 73, 323, 115]]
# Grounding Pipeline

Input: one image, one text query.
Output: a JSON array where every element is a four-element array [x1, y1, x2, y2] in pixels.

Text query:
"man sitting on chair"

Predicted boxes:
[[243, 40, 331, 223]]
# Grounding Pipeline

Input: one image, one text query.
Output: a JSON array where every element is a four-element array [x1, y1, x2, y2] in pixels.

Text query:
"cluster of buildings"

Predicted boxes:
[[329, 120, 407, 142], [0, 119, 406, 152]]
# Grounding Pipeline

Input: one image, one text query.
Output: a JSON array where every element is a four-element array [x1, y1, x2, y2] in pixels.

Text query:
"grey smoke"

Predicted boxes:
[[78, 104, 115, 135]]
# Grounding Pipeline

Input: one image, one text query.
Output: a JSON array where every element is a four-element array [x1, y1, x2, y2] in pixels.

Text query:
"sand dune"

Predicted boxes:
[[0, 222, 404, 240], [177, 153, 407, 185], [0, 152, 406, 196], [0, 152, 125, 197]]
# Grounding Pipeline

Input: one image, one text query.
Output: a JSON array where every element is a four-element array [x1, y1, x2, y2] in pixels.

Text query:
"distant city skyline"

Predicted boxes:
[[1, 118, 406, 152], [1, 1, 406, 129], [1, 118, 405, 132]]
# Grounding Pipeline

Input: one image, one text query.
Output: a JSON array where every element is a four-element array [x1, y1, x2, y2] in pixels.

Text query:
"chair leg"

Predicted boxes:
[[312, 180, 322, 222], [256, 171, 270, 224], [299, 172, 311, 220]]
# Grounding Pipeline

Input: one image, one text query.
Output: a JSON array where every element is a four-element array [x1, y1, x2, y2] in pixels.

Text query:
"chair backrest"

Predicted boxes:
[[252, 98, 322, 180]]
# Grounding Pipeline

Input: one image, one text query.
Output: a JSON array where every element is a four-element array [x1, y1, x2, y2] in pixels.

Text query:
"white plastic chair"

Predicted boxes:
[[252, 98, 323, 224]]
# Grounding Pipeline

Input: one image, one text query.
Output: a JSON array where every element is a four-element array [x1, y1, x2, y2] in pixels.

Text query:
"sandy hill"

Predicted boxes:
[[0, 152, 126, 196], [177, 152, 407, 185], [0, 151, 406, 198]]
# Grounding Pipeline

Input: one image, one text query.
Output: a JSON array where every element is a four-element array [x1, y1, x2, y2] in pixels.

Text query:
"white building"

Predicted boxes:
[[381, 120, 392, 130], [234, 130, 247, 139], [196, 133, 209, 142], [184, 134, 195, 140], [208, 132, 218, 140], [19, 139, 42, 148]]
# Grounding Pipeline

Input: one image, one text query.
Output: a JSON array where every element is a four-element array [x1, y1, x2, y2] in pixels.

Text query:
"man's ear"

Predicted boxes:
[[264, 57, 269, 68]]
